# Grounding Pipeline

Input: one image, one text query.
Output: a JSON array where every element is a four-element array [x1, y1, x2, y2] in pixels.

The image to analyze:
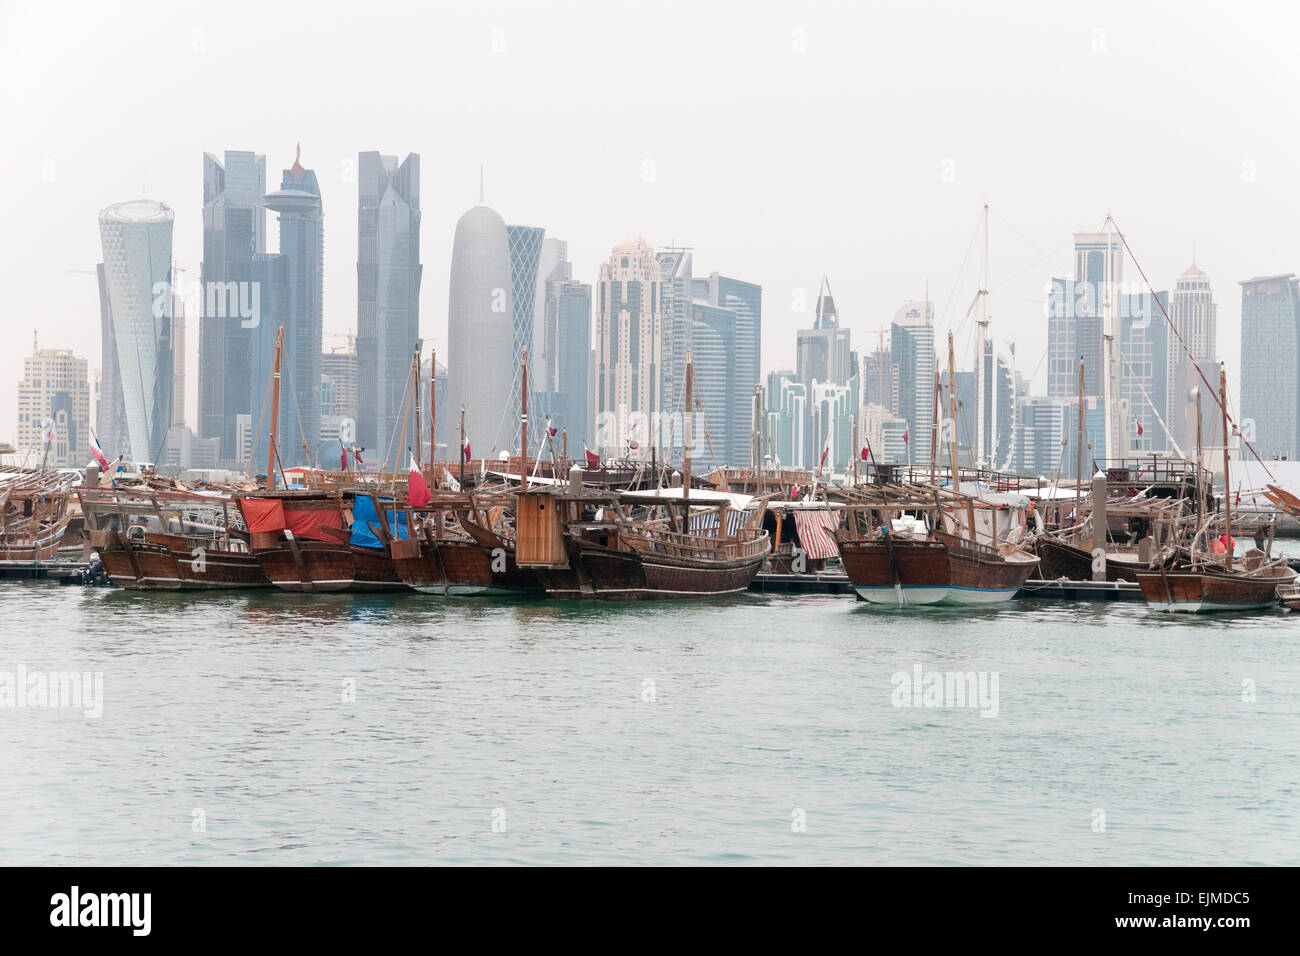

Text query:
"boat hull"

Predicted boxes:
[[937, 534, 1040, 606], [254, 541, 406, 593], [1032, 536, 1152, 583], [97, 532, 270, 590], [536, 541, 763, 600], [392, 538, 541, 597], [1135, 570, 1280, 612], [837, 537, 951, 606]]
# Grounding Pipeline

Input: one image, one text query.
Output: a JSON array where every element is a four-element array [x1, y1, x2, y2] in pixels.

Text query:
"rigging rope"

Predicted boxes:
[[1109, 217, 1275, 482]]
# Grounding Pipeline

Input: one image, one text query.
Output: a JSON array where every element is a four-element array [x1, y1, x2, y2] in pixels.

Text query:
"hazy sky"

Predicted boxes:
[[3, 0, 1296, 443]]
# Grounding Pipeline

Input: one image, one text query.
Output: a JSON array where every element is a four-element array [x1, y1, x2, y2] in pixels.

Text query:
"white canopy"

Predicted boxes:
[[619, 487, 756, 511]]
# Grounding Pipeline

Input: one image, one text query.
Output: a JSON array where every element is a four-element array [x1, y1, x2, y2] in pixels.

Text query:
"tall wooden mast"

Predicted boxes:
[[929, 370, 940, 485], [412, 344, 422, 467], [947, 332, 960, 497], [1075, 355, 1085, 540], [520, 347, 529, 485], [1219, 364, 1233, 572], [436, 348, 441, 473], [683, 351, 694, 503], [265, 326, 285, 491]]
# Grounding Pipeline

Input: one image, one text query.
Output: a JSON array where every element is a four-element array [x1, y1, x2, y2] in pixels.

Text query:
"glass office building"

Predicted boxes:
[[97, 199, 175, 464]]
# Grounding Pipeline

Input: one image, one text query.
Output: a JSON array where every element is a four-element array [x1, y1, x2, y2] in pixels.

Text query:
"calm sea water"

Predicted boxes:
[[2, 579, 1298, 866]]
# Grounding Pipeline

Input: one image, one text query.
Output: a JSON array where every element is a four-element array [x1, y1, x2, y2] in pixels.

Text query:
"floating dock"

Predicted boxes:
[[750, 571, 854, 594], [0, 559, 90, 583], [1016, 579, 1143, 601]]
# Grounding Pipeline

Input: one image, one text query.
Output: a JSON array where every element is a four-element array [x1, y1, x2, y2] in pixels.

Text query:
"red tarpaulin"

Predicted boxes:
[[239, 498, 286, 533], [239, 499, 339, 541], [284, 506, 340, 542]]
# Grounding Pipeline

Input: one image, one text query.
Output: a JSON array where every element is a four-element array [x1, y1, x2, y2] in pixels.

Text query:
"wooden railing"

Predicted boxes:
[[620, 525, 769, 561]]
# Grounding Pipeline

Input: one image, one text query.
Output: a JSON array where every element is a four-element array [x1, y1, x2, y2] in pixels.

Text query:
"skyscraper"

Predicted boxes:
[[533, 279, 591, 453], [322, 335, 358, 459], [1116, 291, 1168, 454], [796, 284, 852, 391], [810, 381, 853, 474], [860, 402, 909, 465], [596, 238, 662, 457], [656, 247, 694, 456], [1014, 395, 1066, 478], [978, 340, 1016, 469], [706, 273, 762, 466], [16, 348, 90, 467], [1240, 274, 1300, 461], [1073, 232, 1123, 292], [248, 251, 289, 461], [889, 300, 935, 454], [447, 202, 514, 459], [651, 249, 760, 466], [1166, 264, 1218, 453], [1047, 232, 1130, 461], [507, 225, 545, 426], [795, 279, 852, 464], [356, 151, 421, 457], [533, 238, 570, 392], [198, 150, 266, 463], [683, 300, 737, 471], [861, 334, 894, 417], [764, 371, 805, 469], [262, 147, 324, 466], [97, 199, 175, 464]]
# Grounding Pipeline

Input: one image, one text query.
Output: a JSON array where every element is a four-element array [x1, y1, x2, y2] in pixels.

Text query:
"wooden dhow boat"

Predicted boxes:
[[1137, 366, 1286, 612], [516, 353, 769, 600], [836, 485, 953, 605], [232, 325, 404, 593], [0, 467, 79, 562], [1030, 490, 1189, 583], [237, 489, 406, 593], [374, 488, 542, 597], [81, 482, 269, 590], [515, 484, 769, 600], [836, 333, 1041, 606]]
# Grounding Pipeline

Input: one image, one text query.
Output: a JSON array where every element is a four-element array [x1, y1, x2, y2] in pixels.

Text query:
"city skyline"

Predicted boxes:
[[6, 1, 1297, 446]]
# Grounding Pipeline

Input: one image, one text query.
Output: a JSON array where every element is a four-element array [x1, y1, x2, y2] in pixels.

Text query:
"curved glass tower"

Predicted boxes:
[[447, 204, 514, 458], [507, 224, 544, 425], [97, 199, 175, 464]]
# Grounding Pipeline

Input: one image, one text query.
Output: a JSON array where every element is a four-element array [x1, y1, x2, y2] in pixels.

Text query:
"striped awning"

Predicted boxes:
[[793, 509, 840, 560], [689, 508, 755, 536]]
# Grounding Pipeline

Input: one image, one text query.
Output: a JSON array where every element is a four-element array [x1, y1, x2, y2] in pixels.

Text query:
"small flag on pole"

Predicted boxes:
[[89, 433, 109, 472], [860, 445, 870, 462], [462, 437, 471, 461], [902, 429, 909, 444], [1136, 420, 1144, 437], [407, 453, 432, 508], [584, 445, 601, 469], [817, 433, 831, 476]]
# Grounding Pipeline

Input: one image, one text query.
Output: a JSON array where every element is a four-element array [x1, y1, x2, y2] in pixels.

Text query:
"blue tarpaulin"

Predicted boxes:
[[349, 496, 409, 549]]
